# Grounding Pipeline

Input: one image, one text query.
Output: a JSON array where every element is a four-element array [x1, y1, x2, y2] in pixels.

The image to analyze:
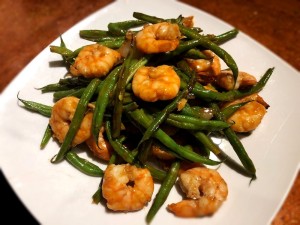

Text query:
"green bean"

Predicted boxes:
[[17, 95, 52, 117], [50, 45, 82, 64], [216, 149, 255, 178], [146, 161, 180, 223], [191, 131, 221, 155], [122, 102, 139, 112], [128, 109, 220, 166], [153, 39, 205, 64], [53, 88, 86, 100], [133, 12, 164, 24], [40, 77, 92, 93], [80, 29, 110, 39], [209, 28, 239, 45], [66, 151, 104, 177], [105, 121, 136, 164], [51, 78, 100, 163], [58, 76, 92, 86], [85, 36, 125, 43], [112, 46, 137, 138], [108, 19, 146, 36], [92, 185, 103, 204], [40, 124, 52, 149], [92, 66, 121, 143], [97, 39, 124, 49], [180, 103, 214, 120], [221, 101, 250, 119], [126, 55, 150, 84], [183, 48, 208, 59], [179, 67, 274, 102], [166, 114, 230, 131], [137, 91, 185, 145], [210, 103, 256, 177]]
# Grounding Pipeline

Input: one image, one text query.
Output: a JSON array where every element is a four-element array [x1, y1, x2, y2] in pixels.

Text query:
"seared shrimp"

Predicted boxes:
[[49, 96, 92, 146], [168, 167, 228, 217], [102, 164, 154, 211], [217, 70, 257, 90], [186, 50, 221, 76], [132, 65, 180, 102], [70, 44, 121, 78], [86, 126, 113, 161], [135, 22, 181, 54], [223, 93, 269, 132]]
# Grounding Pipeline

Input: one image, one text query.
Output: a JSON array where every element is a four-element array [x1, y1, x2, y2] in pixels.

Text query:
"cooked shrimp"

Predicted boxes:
[[223, 93, 269, 132], [49, 96, 92, 146], [86, 126, 113, 161], [132, 65, 180, 102], [102, 164, 154, 211], [135, 22, 181, 54], [217, 70, 257, 90], [70, 44, 121, 78], [168, 167, 228, 217], [186, 50, 221, 76]]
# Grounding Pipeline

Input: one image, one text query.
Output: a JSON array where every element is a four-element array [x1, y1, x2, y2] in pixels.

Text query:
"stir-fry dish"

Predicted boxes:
[[18, 12, 274, 223]]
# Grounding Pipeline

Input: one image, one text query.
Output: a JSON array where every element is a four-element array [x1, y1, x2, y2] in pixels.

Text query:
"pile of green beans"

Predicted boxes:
[[18, 12, 274, 223]]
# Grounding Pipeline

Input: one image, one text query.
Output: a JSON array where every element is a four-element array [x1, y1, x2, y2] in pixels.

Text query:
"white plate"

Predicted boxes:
[[0, 0, 299, 224]]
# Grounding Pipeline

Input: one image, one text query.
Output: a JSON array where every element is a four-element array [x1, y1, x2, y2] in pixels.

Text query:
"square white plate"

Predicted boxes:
[[0, 0, 299, 225]]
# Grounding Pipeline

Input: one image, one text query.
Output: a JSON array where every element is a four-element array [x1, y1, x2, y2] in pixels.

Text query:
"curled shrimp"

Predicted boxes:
[[102, 164, 154, 211], [186, 50, 221, 76], [168, 167, 228, 217], [223, 93, 269, 132], [132, 65, 180, 102], [70, 44, 121, 78], [135, 22, 181, 54], [85, 126, 113, 161], [49, 96, 93, 146], [217, 70, 257, 90]]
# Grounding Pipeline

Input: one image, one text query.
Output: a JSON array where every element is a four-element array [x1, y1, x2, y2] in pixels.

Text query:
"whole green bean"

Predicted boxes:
[[17, 95, 52, 117], [52, 78, 100, 163], [66, 151, 104, 177], [209, 28, 239, 45], [97, 39, 125, 49], [40, 124, 52, 149], [166, 114, 230, 131], [92, 66, 121, 143], [210, 103, 256, 176], [53, 88, 85, 100], [146, 161, 180, 223], [191, 131, 221, 155], [105, 121, 136, 164], [108, 19, 146, 36], [112, 46, 137, 138]]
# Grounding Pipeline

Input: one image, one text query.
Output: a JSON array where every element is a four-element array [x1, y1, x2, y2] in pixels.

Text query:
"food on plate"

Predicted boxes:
[[18, 12, 274, 223]]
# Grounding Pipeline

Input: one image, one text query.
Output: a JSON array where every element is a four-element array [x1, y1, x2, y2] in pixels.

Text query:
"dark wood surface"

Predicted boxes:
[[0, 0, 299, 224]]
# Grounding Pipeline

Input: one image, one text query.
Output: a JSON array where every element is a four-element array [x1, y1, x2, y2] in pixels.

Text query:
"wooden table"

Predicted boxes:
[[0, 0, 299, 224]]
